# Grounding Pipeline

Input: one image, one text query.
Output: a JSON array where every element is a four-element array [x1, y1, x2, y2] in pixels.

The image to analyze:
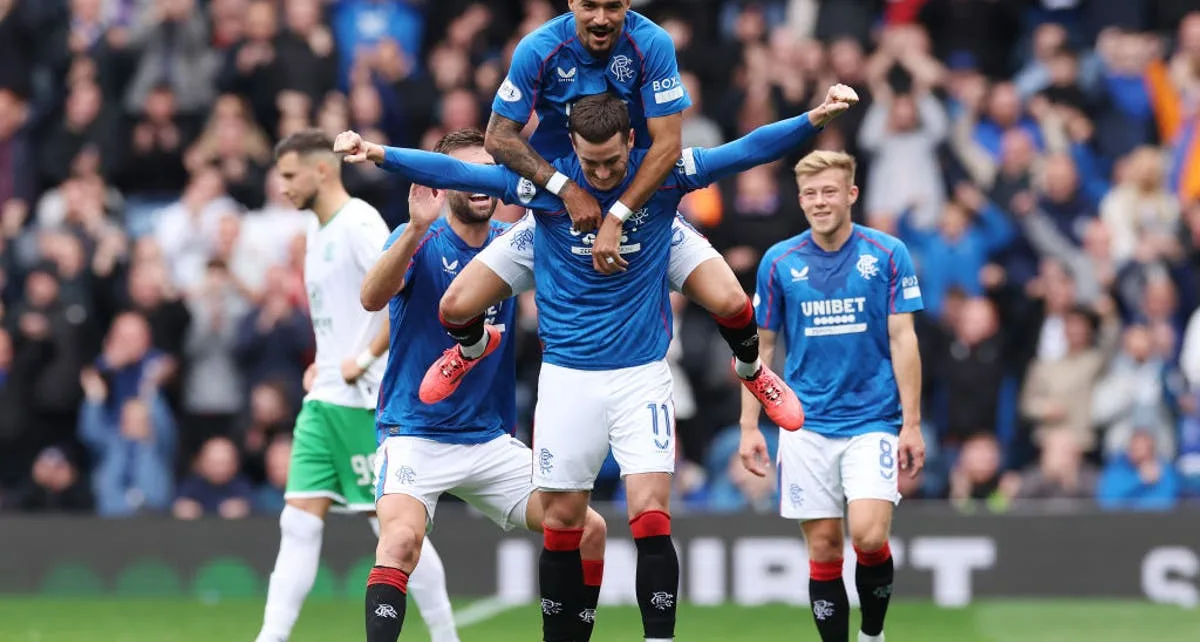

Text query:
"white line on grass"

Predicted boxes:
[[452, 596, 523, 629]]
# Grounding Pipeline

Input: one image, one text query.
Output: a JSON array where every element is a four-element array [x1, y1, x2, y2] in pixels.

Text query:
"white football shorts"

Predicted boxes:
[[375, 434, 533, 531], [532, 359, 676, 491], [777, 429, 902, 520]]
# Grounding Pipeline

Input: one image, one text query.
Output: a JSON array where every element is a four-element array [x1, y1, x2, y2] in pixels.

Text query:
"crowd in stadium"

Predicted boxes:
[[1, 0, 1199, 518]]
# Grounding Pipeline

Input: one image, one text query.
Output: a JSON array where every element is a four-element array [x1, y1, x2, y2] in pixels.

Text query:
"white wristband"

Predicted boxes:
[[610, 200, 633, 223], [355, 350, 377, 370], [546, 171, 569, 196]]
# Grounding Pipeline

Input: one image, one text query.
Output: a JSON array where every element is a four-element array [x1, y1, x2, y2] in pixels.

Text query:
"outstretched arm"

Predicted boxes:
[[376, 145, 512, 199], [683, 85, 858, 189]]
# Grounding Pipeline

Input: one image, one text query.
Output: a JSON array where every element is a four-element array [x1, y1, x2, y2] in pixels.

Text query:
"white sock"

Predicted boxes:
[[460, 331, 489, 360], [734, 357, 761, 379], [646, 638, 674, 642], [256, 505, 324, 642], [407, 538, 460, 642], [859, 632, 884, 642]]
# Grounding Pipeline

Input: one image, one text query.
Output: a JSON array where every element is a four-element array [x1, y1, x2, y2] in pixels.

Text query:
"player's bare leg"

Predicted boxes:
[[420, 260, 510, 403], [624, 472, 678, 642], [257, 497, 331, 642], [802, 518, 851, 642], [366, 494, 428, 642], [680, 258, 804, 430], [847, 500, 895, 642], [375, 520, 459, 642], [528, 493, 609, 641], [538, 490, 593, 642]]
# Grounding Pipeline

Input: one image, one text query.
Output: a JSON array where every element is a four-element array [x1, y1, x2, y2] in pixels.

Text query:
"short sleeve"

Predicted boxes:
[[888, 242, 924, 315], [492, 35, 541, 125], [753, 250, 785, 333], [351, 212, 391, 274], [637, 27, 691, 118]]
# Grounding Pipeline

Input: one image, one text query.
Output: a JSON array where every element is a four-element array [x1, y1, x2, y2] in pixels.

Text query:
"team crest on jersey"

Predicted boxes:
[[516, 177, 536, 204], [856, 254, 880, 280], [609, 54, 634, 83]]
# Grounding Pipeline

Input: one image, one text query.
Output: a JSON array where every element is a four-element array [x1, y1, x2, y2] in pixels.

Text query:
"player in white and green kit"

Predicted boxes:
[[255, 130, 460, 642]]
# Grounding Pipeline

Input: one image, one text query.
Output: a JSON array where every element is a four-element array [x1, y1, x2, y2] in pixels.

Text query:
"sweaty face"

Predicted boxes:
[[797, 168, 858, 238], [572, 0, 629, 56], [275, 151, 322, 211], [446, 146, 498, 223], [572, 132, 632, 192]]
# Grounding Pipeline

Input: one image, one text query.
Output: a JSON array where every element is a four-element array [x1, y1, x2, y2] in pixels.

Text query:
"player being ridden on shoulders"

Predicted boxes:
[[440, 0, 817, 429]]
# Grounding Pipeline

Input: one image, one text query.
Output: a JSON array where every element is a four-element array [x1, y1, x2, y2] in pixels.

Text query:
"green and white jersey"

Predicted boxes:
[[304, 198, 390, 409]]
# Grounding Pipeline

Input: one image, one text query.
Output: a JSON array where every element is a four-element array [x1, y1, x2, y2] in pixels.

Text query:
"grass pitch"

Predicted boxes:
[[0, 598, 1195, 641]]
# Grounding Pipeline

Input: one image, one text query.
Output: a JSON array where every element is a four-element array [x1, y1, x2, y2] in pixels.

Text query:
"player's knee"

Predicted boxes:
[[712, 281, 750, 319], [377, 522, 423, 570], [540, 492, 589, 530], [580, 509, 607, 557], [803, 523, 844, 562], [850, 525, 890, 555]]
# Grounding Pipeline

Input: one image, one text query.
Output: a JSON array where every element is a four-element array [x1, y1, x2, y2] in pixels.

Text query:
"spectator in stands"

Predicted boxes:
[[181, 260, 249, 446], [6, 446, 93, 513], [926, 296, 1009, 444], [1093, 324, 1177, 458], [173, 435, 253, 519], [252, 434, 291, 514], [1005, 430, 1099, 506], [123, 0, 218, 116], [239, 380, 294, 484], [234, 266, 310, 400], [78, 366, 175, 517], [948, 433, 1011, 513], [1097, 429, 1180, 511]]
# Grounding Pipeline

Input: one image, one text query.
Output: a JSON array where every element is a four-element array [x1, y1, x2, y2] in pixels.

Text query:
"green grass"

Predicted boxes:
[[0, 598, 1195, 641]]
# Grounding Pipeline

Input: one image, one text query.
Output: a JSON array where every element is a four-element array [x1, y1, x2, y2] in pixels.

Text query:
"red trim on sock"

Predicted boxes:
[[438, 310, 482, 330], [367, 566, 409, 593], [854, 542, 892, 567], [809, 559, 843, 582], [543, 526, 584, 551], [713, 296, 754, 328], [629, 510, 671, 538], [582, 560, 605, 587]]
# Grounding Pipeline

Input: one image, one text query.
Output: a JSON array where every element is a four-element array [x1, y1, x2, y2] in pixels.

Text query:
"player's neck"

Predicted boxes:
[[312, 188, 352, 225], [448, 215, 490, 248], [812, 222, 854, 252]]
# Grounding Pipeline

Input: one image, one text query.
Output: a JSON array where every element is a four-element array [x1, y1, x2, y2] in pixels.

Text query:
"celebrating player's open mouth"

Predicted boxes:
[[587, 26, 613, 48]]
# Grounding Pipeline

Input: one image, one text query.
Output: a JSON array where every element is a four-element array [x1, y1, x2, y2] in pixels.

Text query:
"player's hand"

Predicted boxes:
[[738, 425, 772, 478], [591, 216, 628, 274], [562, 182, 603, 233], [897, 423, 926, 478], [334, 130, 383, 164], [407, 184, 444, 229], [302, 362, 317, 392], [341, 356, 366, 384], [810, 83, 860, 127]]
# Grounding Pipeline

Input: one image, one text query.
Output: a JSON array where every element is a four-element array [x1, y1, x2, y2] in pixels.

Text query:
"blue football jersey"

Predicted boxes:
[[376, 218, 517, 445], [754, 225, 925, 438], [532, 148, 720, 370], [492, 10, 691, 161]]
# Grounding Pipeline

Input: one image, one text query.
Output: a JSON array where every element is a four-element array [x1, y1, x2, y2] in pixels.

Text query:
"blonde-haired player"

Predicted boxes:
[[739, 150, 927, 642]]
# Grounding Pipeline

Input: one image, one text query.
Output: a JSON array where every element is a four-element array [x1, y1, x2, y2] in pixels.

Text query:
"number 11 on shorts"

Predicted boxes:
[[647, 403, 672, 450]]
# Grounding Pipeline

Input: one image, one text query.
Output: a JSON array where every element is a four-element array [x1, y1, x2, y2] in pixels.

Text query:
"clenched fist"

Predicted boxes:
[[333, 130, 385, 164]]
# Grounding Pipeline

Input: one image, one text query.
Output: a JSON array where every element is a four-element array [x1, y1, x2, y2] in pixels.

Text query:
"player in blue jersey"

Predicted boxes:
[[739, 150, 927, 642], [337, 86, 859, 642], [474, 0, 805, 430], [351, 130, 608, 642]]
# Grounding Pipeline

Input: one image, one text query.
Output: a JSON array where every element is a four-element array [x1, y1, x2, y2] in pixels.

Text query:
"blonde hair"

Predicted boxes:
[[794, 150, 857, 185]]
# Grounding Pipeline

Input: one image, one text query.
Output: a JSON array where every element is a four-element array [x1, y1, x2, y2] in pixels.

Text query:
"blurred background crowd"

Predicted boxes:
[[1, 0, 1199, 519]]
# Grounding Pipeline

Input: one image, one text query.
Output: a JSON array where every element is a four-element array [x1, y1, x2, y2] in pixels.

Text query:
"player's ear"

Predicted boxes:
[[626, 129, 635, 151], [847, 184, 860, 205]]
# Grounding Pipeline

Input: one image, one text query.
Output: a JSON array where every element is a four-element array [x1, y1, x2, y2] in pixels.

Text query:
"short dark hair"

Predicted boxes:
[[568, 93, 630, 144], [433, 128, 485, 155], [274, 128, 335, 160]]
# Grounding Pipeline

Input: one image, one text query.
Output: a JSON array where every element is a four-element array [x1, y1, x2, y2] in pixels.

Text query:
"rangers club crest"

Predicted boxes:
[[609, 55, 634, 83], [856, 254, 880, 280]]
